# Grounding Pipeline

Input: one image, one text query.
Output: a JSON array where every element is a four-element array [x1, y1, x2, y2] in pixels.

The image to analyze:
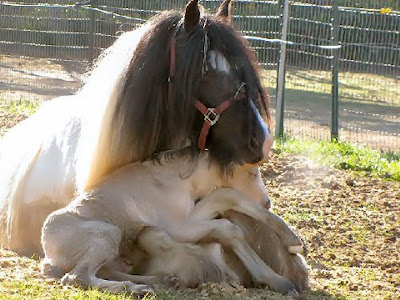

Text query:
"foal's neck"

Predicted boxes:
[[188, 153, 224, 200]]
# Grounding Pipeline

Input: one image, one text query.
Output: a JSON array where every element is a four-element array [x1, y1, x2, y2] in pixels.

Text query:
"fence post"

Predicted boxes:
[[88, 0, 97, 63], [331, 0, 340, 140], [275, 0, 290, 138]]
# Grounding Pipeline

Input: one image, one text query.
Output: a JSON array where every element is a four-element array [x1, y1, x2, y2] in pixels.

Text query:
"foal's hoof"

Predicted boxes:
[[160, 275, 182, 288], [61, 272, 86, 287], [269, 277, 298, 296], [124, 282, 154, 296]]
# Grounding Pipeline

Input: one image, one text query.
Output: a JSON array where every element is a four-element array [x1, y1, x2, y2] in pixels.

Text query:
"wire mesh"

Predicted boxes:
[[282, 1, 334, 141], [0, 2, 88, 101], [279, 0, 399, 151], [0, 0, 398, 151], [337, 3, 400, 151]]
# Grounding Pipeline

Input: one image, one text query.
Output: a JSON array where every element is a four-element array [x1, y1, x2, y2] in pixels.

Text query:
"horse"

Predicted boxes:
[[0, 0, 273, 256], [40, 150, 306, 295]]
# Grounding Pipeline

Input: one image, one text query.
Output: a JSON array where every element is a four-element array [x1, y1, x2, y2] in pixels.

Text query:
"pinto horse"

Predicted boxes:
[[0, 0, 272, 256]]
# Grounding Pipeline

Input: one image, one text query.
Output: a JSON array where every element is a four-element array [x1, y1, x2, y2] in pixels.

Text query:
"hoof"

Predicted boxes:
[[269, 277, 298, 295], [61, 272, 87, 287], [160, 275, 182, 288], [288, 289, 300, 298], [124, 282, 154, 296]]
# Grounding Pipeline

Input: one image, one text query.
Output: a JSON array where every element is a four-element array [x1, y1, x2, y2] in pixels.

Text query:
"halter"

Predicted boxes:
[[168, 24, 247, 151]]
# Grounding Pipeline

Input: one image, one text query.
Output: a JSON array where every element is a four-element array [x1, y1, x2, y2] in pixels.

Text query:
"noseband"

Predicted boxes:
[[168, 26, 246, 151]]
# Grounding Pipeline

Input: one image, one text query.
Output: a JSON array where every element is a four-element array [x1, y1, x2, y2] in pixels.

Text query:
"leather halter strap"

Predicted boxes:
[[194, 91, 246, 150], [168, 28, 246, 151]]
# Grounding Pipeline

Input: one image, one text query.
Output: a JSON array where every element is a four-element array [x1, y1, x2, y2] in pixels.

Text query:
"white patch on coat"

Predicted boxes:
[[208, 50, 230, 73]]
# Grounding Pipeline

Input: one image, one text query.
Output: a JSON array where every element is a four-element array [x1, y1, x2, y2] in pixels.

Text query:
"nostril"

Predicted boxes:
[[250, 136, 260, 151]]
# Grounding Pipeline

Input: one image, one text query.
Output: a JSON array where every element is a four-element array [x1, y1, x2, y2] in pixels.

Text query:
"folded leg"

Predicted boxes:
[[165, 218, 297, 294], [191, 188, 304, 254], [132, 227, 238, 288], [227, 211, 309, 292]]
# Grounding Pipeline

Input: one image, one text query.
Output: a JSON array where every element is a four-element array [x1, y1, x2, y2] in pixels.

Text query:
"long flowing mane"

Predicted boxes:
[[77, 9, 270, 191]]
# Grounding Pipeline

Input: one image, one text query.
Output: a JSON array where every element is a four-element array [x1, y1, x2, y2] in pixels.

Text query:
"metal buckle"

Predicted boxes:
[[234, 82, 246, 100], [204, 108, 220, 126]]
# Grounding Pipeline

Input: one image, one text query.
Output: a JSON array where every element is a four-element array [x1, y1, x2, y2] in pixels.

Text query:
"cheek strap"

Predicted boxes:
[[194, 90, 246, 150]]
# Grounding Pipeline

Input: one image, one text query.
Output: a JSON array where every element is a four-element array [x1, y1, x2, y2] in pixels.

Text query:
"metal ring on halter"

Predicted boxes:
[[204, 108, 220, 126]]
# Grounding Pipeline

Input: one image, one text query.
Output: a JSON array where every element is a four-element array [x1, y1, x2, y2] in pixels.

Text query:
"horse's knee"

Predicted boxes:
[[214, 219, 244, 244], [138, 227, 174, 255], [101, 223, 122, 252]]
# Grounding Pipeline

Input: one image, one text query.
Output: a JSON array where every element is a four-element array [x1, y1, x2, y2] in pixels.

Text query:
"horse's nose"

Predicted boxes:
[[263, 195, 272, 210], [262, 131, 273, 161]]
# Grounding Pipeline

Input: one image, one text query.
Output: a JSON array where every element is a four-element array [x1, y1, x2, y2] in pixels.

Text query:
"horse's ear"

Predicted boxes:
[[215, 0, 233, 23], [184, 0, 200, 32]]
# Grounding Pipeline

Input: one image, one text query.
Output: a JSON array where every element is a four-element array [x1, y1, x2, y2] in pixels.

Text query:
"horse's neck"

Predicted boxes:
[[75, 26, 151, 193]]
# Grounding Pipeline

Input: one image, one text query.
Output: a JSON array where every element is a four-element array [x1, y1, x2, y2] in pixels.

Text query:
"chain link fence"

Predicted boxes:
[[0, 0, 399, 151]]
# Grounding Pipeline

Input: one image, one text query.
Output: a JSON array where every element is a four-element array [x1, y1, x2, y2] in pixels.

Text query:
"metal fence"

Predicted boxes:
[[0, 0, 399, 151]]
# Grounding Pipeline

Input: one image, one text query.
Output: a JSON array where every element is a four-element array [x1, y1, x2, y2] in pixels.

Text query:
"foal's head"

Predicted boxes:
[[222, 164, 271, 210]]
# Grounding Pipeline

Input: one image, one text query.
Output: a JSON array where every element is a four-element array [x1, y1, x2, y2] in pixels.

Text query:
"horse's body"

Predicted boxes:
[[0, 0, 273, 256], [0, 27, 147, 254], [41, 151, 304, 295]]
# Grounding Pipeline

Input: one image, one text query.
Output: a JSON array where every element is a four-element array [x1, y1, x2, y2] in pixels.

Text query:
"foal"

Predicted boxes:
[[115, 204, 308, 292], [41, 150, 303, 295]]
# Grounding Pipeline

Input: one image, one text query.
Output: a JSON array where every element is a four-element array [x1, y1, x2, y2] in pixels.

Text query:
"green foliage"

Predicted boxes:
[[0, 98, 41, 116], [275, 136, 400, 181], [0, 276, 157, 300]]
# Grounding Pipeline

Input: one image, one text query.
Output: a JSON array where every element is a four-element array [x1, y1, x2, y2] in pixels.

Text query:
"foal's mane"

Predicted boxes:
[[82, 8, 269, 190]]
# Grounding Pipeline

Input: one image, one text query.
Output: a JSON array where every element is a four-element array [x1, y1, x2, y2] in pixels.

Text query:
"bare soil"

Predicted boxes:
[[0, 55, 84, 102]]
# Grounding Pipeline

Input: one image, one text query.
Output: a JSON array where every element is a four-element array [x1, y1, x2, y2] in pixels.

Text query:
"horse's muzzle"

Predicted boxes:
[[262, 132, 273, 161]]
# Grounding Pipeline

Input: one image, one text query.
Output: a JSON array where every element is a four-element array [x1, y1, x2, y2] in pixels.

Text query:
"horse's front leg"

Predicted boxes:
[[191, 188, 304, 254], [165, 219, 297, 295]]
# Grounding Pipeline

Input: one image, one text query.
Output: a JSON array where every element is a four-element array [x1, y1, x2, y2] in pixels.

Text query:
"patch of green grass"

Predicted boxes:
[[275, 136, 400, 181], [0, 98, 41, 116], [0, 277, 156, 300]]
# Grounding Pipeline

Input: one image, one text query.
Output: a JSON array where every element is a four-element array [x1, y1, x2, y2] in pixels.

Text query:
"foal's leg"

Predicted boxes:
[[191, 188, 304, 254], [166, 219, 297, 294], [42, 213, 153, 295], [97, 268, 160, 285]]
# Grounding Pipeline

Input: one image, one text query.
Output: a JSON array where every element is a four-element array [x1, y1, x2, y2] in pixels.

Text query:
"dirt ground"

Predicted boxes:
[[0, 109, 399, 299], [0, 55, 84, 102]]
